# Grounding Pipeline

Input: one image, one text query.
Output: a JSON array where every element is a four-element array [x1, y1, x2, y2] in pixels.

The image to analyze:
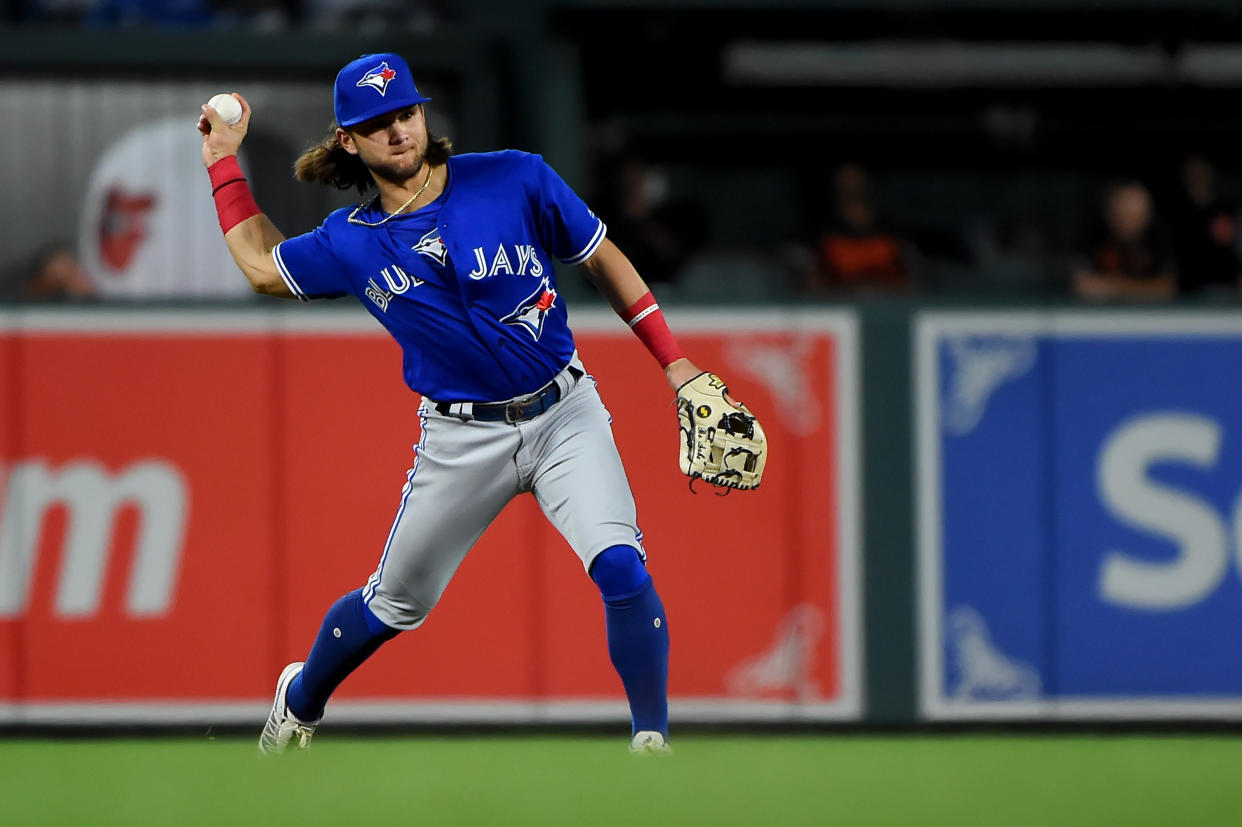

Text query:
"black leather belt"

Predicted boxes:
[[436, 366, 583, 423]]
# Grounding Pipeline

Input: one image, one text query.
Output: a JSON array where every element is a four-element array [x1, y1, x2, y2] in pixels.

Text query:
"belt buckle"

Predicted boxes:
[[505, 397, 532, 424], [504, 381, 558, 424]]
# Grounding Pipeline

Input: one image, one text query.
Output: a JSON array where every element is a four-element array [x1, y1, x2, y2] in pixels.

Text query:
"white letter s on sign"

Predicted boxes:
[[1097, 413, 1227, 610]]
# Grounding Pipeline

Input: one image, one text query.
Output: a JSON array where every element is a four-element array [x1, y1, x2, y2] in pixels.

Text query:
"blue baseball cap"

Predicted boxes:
[[334, 53, 432, 128]]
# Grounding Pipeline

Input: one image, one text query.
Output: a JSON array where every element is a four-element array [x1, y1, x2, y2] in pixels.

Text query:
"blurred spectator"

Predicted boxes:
[[1169, 154, 1242, 298], [971, 217, 1055, 294], [1, 241, 95, 302], [1073, 180, 1175, 302], [805, 162, 913, 293], [593, 153, 706, 288]]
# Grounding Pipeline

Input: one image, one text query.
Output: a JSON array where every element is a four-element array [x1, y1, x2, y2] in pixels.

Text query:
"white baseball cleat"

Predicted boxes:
[[629, 730, 671, 755], [258, 662, 319, 756]]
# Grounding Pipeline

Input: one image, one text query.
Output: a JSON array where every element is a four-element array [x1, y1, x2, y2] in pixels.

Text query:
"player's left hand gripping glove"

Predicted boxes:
[[676, 372, 767, 491]]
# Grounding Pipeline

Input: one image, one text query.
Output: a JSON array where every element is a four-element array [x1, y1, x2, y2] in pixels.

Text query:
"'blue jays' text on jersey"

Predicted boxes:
[[271, 150, 607, 402]]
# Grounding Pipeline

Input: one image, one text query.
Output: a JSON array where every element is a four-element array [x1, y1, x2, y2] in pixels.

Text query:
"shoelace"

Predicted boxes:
[[284, 719, 315, 748]]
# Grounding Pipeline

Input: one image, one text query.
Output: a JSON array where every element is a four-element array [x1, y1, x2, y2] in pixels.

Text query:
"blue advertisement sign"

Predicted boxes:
[[917, 312, 1242, 718]]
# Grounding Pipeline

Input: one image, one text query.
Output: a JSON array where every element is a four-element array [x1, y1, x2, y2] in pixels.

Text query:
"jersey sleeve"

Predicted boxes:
[[271, 223, 351, 301], [528, 154, 607, 266]]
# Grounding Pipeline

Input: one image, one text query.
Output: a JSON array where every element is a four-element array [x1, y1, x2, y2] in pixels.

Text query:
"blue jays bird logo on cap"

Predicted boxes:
[[500, 277, 558, 340], [335, 53, 430, 128], [357, 62, 398, 95]]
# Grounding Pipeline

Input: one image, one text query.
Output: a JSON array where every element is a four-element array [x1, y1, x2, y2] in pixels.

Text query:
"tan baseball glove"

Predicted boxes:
[[676, 372, 767, 491]]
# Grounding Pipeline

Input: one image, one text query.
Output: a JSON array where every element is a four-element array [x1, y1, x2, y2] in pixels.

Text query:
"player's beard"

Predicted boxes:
[[366, 144, 428, 190]]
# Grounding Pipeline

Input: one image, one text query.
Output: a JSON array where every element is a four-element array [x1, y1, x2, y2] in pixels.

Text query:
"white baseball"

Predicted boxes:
[[207, 93, 242, 126]]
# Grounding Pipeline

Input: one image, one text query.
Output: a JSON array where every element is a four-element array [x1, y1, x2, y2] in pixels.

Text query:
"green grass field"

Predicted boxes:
[[1, 734, 1239, 826]]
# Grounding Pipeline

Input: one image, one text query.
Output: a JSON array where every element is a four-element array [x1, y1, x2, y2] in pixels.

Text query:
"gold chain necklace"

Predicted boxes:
[[347, 164, 435, 227]]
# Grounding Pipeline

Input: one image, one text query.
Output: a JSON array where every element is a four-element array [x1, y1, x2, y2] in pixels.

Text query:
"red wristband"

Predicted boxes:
[[207, 156, 260, 234], [622, 291, 684, 369]]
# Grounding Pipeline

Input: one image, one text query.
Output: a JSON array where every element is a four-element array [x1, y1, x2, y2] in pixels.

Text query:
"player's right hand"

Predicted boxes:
[[199, 92, 251, 169]]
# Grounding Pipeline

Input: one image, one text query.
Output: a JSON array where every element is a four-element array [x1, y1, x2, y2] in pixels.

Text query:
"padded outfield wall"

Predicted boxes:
[[4, 301, 1241, 727], [915, 310, 1242, 721], [0, 306, 862, 726]]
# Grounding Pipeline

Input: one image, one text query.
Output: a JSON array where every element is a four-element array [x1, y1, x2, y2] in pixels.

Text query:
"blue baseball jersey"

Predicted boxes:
[[272, 150, 607, 402]]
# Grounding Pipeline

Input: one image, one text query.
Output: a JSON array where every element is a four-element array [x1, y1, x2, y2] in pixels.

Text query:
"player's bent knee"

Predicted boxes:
[[590, 544, 651, 602], [360, 596, 401, 639], [364, 593, 431, 631]]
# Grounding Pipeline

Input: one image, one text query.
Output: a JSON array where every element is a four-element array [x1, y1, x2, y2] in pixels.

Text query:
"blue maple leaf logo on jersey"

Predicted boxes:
[[357, 62, 398, 95], [500, 277, 558, 340], [412, 228, 447, 266]]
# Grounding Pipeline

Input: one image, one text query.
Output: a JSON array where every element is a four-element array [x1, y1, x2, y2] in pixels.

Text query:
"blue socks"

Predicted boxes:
[[285, 588, 400, 723], [591, 545, 670, 737], [284, 549, 669, 736]]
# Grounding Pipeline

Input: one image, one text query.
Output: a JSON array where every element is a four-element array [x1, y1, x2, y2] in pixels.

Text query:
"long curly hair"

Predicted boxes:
[[293, 124, 453, 195]]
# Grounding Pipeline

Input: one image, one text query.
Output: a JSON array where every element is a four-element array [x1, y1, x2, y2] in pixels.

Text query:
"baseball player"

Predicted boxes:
[[199, 53, 734, 755]]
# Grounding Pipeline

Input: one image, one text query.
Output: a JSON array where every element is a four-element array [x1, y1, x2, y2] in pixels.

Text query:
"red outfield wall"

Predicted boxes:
[[0, 307, 860, 724]]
